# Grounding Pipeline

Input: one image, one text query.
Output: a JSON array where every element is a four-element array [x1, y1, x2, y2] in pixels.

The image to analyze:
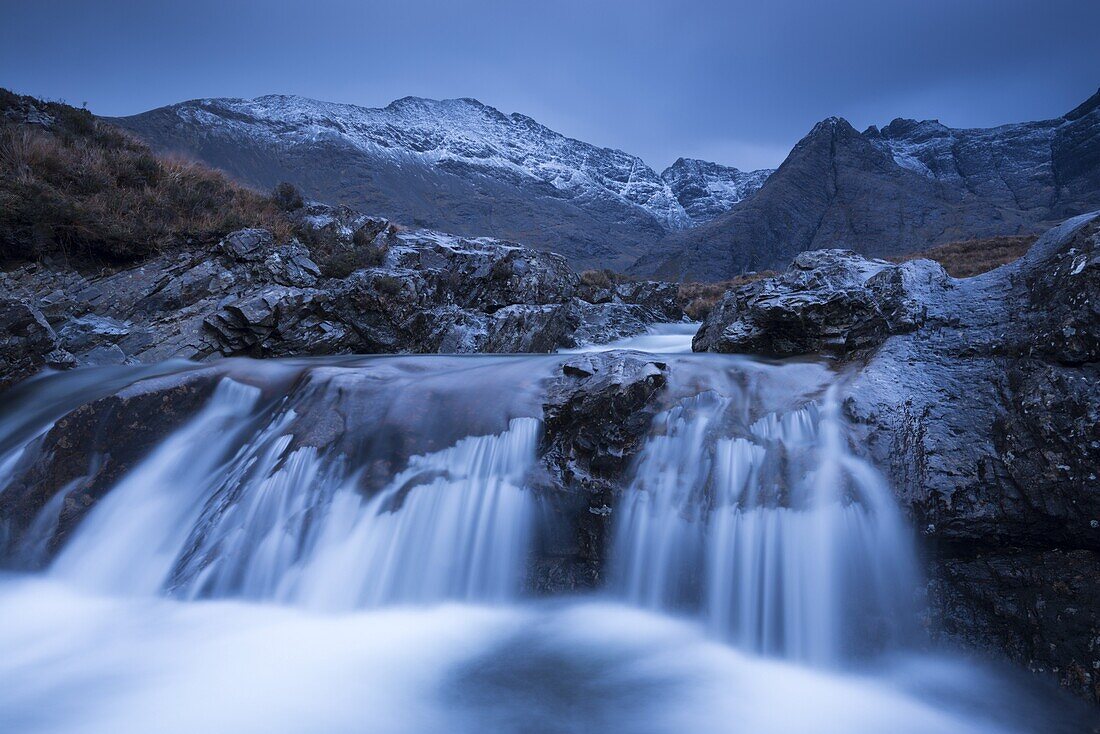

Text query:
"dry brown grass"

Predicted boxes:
[[887, 235, 1037, 278], [677, 271, 774, 320], [579, 269, 636, 289], [0, 89, 293, 269]]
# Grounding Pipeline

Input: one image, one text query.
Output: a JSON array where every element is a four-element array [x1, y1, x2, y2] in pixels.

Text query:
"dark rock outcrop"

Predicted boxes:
[[0, 297, 76, 391], [692, 249, 934, 357], [532, 351, 669, 591], [1, 204, 683, 386], [928, 549, 1100, 701], [0, 368, 221, 557]]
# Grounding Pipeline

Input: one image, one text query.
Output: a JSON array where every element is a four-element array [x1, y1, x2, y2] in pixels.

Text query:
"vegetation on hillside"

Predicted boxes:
[[887, 234, 1036, 278], [677, 272, 775, 320], [0, 89, 294, 269]]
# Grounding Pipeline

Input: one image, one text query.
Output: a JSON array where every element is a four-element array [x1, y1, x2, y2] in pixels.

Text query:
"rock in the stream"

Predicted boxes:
[[0, 368, 221, 558], [613, 280, 683, 322], [689, 212, 1100, 702], [566, 300, 660, 347], [928, 548, 1100, 702], [840, 213, 1100, 703], [692, 249, 935, 357], [532, 351, 669, 592]]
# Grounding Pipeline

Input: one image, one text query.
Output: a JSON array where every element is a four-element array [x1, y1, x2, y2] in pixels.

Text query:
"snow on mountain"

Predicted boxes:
[[660, 158, 774, 224], [169, 94, 691, 230], [864, 117, 1062, 212]]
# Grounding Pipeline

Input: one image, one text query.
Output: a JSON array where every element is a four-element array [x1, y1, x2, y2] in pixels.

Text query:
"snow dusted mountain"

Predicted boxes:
[[638, 89, 1100, 281], [660, 158, 773, 224], [112, 95, 691, 270], [114, 89, 1100, 281]]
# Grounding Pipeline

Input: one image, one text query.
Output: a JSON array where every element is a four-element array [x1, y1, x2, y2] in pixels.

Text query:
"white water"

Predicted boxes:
[[0, 577, 1049, 734], [0, 356, 1088, 733], [562, 322, 699, 353], [45, 373, 541, 608], [613, 374, 916, 665]]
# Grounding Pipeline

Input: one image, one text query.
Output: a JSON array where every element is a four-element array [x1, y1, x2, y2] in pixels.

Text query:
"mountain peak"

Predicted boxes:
[[661, 157, 773, 224]]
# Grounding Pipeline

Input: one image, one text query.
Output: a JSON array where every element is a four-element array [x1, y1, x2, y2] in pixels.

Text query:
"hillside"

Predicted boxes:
[[0, 89, 293, 269]]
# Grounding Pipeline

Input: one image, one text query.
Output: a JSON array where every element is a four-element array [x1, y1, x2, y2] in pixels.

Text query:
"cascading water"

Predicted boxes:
[[27, 358, 549, 608], [173, 415, 539, 608], [612, 368, 916, 665], [0, 351, 1088, 734]]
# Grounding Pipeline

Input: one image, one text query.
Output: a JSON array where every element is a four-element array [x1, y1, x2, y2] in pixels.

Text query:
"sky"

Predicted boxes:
[[2, 0, 1098, 170]]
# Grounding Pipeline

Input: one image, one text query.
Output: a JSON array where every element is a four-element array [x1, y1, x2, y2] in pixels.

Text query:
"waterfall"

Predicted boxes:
[[612, 383, 917, 665], [177, 416, 539, 608], [23, 360, 548, 609], [0, 356, 1085, 734], [50, 379, 266, 594]]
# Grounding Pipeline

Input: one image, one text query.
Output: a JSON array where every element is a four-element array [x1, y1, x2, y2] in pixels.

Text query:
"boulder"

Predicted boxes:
[[0, 368, 221, 560], [533, 351, 669, 591], [841, 213, 1100, 702], [612, 280, 683, 321], [565, 300, 658, 348], [692, 249, 936, 357]]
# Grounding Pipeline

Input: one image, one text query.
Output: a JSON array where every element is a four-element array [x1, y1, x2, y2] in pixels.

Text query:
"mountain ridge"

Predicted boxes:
[[636, 90, 1100, 280], [660, 157, 774, 224], [111, 88, 1100, 280], [110, 94, 693, 270]]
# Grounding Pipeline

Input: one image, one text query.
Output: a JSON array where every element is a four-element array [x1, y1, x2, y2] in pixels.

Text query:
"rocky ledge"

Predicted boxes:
[[697, 212, 1100, 702], [0, 203, 682, 391], [692, 248, 934, 357]]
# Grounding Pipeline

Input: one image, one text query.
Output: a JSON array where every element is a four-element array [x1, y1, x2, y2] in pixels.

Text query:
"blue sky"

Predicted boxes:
[[2, 0, 1098, 170]]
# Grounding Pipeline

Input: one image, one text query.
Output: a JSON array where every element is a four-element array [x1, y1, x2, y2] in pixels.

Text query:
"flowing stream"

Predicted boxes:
[[0, 343, 1088, 733]]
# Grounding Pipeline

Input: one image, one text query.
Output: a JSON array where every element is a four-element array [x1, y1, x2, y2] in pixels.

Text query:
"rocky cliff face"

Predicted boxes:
[[695, 212, 1100, 702], [660, 157, 773, 224], [111, 95, 690, 271], [640, 91, 1100, 281], [0, 202, 683, 388]]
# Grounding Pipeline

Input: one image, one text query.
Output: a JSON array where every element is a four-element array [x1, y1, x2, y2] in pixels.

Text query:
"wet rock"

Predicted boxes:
[[203, 286, 350, 357], [928, 549, 1100, 703], [842, 213, 1100, 702], [57, 314, 130, 352], [0, 369, 221, 558], [0, 297, 75, 392], [687, 210, 1100, 701], [693, 250, 937, 357], [1, 203, 679, 387], [612, 280, 683, 321], [574, 279, 684, 322], [533, 351, 669, 591], [566, 300, 657, 348], [1021, 218, 1100, 364]]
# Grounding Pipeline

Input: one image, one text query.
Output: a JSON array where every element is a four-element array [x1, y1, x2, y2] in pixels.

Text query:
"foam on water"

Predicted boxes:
[[0, 577, 1072, 734]]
